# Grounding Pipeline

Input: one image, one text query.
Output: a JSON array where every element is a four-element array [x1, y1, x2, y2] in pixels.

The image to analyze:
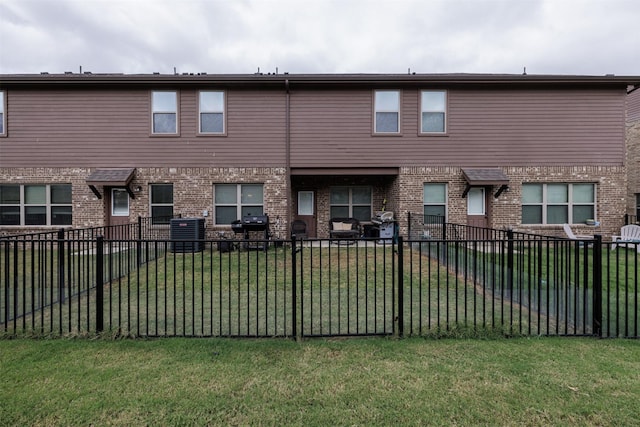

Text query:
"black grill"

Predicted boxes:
[[242, 214, 269, 231], [231, 220, 245, 235], [232, 214, 269, 250]]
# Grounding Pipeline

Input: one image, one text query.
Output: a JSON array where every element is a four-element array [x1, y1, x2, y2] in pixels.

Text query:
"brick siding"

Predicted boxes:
[[0, 165, 629, 239], [0, 167, 288, 239], [398, 165, 626, 238]]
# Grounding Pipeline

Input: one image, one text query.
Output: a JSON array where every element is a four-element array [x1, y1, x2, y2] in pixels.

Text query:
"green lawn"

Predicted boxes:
[[0, 337, 638, 426]]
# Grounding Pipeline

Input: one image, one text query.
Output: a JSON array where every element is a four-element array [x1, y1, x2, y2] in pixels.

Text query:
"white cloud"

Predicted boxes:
[[0, 0, 638, 75]]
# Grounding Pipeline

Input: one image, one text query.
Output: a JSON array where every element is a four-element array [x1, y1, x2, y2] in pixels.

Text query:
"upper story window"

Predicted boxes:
[[151, 91, 178, 134], [330, 186, 372, 221], [423, 183, 447, 220], [214, 184, 264, 225], [150, 184, 174, 225], [199, 91, 225, 134], [0, 184, 72, 226], [374, 90, 400, 133], [522, 183, 595, 225], [0, 91, 5, 136], [421, 90, 447, 133]]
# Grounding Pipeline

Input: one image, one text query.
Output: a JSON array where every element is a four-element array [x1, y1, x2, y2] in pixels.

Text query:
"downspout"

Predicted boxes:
[[285, 78, 291, 237]]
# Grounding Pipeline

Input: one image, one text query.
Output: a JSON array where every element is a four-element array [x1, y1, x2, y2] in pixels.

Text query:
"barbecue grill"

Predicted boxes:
[[231, 220, 245, 235], [242, 214, 269, 231], [371, 211, 396, 243], [239, 214, 270, 250]]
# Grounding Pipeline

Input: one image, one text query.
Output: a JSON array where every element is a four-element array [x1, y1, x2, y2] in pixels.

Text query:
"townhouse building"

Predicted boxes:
[[0, 72, 638, 238]]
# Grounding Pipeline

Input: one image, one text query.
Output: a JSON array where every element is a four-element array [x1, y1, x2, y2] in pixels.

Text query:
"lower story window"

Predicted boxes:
[[214, 184, 264, 225], [330, 186, 371, 221], [0, 184, 72, 226], [423, 183, 447, 220], [150, 184, 174, 225], [522, 183, 595, 225]]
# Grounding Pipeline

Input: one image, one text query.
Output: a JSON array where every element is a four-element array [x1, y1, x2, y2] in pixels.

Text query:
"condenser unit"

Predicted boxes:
[[170, 218, 205, 252]]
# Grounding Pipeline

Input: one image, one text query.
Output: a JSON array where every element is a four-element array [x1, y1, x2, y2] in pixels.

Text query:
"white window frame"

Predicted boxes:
[[522, 183, 596, 225], [111, 189, 130, 217], [150, 184, 174, 225], [151, 91, 178, 135], [374, 90, 400, 134], [423, 183, 448, 220], [0, 184, 72, 226], [467, 188, 485, 215], [298, 191, 314, 216], [214, 184, 264, 225], [198, 91, 226, 135], [420, 90, 447, 134], [0, 91, 5, 136]]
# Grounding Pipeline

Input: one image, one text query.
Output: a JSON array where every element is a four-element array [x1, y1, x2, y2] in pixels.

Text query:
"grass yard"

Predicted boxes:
[[0, 337, 638, 426]]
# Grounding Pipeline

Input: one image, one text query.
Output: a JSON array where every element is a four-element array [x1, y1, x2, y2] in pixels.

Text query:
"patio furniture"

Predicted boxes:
[[611, 224, 640, 253], [329, 218, 361, 241], [563, 223, 594, 240], [291, 219, 308, 239]]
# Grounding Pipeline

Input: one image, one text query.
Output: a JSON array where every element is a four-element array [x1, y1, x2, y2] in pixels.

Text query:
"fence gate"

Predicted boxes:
[[294, 238, 397, 338]]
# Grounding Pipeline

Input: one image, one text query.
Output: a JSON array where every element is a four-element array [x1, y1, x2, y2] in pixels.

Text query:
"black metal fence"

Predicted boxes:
[[408, 212, 514, 241], [2, 228, 638, 338]]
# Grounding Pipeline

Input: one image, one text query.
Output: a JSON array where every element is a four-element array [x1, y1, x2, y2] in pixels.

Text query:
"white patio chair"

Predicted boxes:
[[563, 223, 594, 241], [611, 224, 640, 253]]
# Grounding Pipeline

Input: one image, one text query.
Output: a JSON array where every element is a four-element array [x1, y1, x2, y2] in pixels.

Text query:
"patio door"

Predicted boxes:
[[467, 187, 489, 230], [296, 190, 316, 238], [106, 188, 130, 239]]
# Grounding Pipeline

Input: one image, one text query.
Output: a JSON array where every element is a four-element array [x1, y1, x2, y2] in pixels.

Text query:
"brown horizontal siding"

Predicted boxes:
[[627, 89, 640, 123], [1, 86, 626, 169], [446, 90, 624, 166], [1, 89, 286, 167], [289, 88, 625, 167]]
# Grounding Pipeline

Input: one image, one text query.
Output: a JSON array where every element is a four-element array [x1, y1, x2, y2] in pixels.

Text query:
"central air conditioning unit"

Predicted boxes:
[[170, 218, 205, 253]]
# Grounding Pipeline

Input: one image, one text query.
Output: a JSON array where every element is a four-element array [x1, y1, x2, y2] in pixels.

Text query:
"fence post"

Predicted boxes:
[[441, 215, 447, 241], [291, 235, 297, 339], [397, 236, 404, 337], [137, 216, 143, 266], [96, 235, 104, 333], [3, 240, 8, 328], [57, 228, 66, 304], [506, 228, 514, 292], [624, 213, 629, 225], [592, 234, 602, 337]]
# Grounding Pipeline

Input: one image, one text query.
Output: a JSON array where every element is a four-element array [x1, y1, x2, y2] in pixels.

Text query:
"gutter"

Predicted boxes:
[[3, 73, 640, 90], [285, 78, 291, 236]]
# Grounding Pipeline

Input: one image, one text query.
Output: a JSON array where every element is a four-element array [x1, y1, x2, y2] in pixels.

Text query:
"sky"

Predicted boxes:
[[0, 0, 638, 76]]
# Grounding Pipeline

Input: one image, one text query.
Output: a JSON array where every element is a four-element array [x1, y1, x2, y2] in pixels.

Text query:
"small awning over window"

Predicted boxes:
[[461, 168, 509, 198], [86, 168, 136, 199]]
